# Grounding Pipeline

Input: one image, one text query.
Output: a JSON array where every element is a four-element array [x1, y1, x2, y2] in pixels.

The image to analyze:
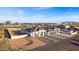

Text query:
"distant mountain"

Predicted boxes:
[[62, 21, 79, 24]]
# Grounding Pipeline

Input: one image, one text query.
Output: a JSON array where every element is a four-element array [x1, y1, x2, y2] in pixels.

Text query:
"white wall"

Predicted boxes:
[[31, 31, 39, 37], [65, 26, 70, 28], [38, 30, 46, 37], [11, 34, 27, 39], [31, 30, 46, 37], [71, 31, 77, 35]]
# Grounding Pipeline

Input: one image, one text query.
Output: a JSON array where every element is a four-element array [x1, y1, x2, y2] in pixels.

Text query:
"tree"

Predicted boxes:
[[15, 22, 18, 25], [5, 21, 11, 25]]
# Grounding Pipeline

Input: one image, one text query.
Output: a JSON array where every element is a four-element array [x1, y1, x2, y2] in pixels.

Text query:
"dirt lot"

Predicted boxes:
[[0, 34, 79, 51], [0, 37, 46, 51], [22, 38, 46, 50], [30, 38, 79, 51]]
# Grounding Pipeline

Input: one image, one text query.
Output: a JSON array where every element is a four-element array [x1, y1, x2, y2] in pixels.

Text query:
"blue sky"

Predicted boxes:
[[0, 7, 79, 23]]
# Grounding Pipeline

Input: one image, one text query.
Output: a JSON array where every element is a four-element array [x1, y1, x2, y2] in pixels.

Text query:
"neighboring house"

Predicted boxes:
[[70, 31, 77, 36], [31, 27, 46, 37], [4, 26, 78, 40], [30, 27, 39, 37], [4, 29, 28, 40], [74, 26, 79, 31], [45, 26, 60, 36], [38, 29, 46, 37], [14, 27, 46, 38], [60, 28, 77, 36], [65, 26, 70, 28]]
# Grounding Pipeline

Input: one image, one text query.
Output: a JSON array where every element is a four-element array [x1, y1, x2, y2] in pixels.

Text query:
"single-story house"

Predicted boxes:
[[60, 28, 77, 36], [31, 27, 46, 37], [4, 29, 28, 40], [12, 27, 47, 38], [45, 26, 60, 36]]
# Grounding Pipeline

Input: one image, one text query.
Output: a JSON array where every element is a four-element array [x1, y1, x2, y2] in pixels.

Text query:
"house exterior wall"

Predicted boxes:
[[59, 29, 77, 37], [71, 31, 77, 35], [38, 30, 46, 37], [47, 28, 61, 36], [11, 34, 27, 39], [31, 31, 39, 37], [47, 30, 58, 36], [65, 26, 70, 28], [31, 30, 46, 37]]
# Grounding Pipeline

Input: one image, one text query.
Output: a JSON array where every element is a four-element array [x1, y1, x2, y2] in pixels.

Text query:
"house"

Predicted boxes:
[[38, 28, 46, 37], [74, 26, 79, 31], [14, 27, 46, 38], [45, 26, 60, 36], [4, 25, 77, 40], [60, 27, 77, 36], [30, 27, 39, 37], [4, 28, 28, 40], [31, 27, 46, 37], [65, 26, 70, 28]]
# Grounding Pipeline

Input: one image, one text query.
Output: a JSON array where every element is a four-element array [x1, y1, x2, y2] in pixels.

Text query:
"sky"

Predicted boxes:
[[0, 7, 79, 23]]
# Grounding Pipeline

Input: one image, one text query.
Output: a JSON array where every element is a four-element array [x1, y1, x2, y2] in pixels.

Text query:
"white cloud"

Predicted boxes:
[[16, 9, 24, 16], [0, 14, 49, 23], [0, 13, 79, 23]]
